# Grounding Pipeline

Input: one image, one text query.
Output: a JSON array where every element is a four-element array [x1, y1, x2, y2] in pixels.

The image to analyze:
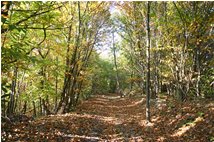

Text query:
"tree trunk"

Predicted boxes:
[[7, 67, 18, 116], [154, 15, 160, 99], [58, 25, 72, 112], [39, 97, 43, 115], [22, 101, 27, 114], [32, 101, 36, 117], [195, 42, 201, 97], [57, 2, 81, 114], [54, 96, 58, 112], [146, 1, 151, 123], [112, 31, 120, 96], [2, 97, 6, 117], [42, 99, 51, 115], [46, 95, 50, 111], [130, 71, 134, 91]]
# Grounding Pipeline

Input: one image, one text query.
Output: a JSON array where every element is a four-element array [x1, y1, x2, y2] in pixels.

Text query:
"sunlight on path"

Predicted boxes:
[[100, 94, 121, 99], [171, 117, 204, 137], [3, 94, 214, 142]]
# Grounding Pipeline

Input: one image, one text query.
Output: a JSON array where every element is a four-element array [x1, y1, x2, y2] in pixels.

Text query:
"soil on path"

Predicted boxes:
[[2, 94, 214, 142]]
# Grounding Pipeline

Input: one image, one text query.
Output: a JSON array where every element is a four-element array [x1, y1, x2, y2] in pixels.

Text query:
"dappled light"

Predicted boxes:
[[2, 94, 214, 141], [172, 116, 204, 137], [1, 1, 214, 142]]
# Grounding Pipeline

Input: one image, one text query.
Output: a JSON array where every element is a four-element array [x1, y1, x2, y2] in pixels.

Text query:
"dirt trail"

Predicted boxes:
[[2, 94, 214, 142]]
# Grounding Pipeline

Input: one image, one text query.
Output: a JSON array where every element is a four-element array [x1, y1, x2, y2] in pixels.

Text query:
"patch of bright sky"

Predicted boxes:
[[97, 3, 122, 60]]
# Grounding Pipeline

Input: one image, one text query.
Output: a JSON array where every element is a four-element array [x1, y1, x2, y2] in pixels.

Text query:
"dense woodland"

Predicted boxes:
[[1, 1, 214, 141]]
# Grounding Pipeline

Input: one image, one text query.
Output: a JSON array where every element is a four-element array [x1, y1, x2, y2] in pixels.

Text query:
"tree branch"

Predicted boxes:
[[15, 5, 63, 26]]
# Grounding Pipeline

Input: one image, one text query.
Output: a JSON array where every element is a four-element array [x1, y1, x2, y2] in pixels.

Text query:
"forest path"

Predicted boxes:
[[2, 94, 214, 142]]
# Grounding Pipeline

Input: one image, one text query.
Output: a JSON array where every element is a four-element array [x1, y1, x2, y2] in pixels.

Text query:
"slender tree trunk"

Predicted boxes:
[[57, 25, 72, 113], [42, 98, 51, 115], [192, 2, 200, 97], [173, 2, 188, 101], [154, 14, 159, 98], [146, 1, 151, 123], [54, 57, 58, 112], [40, 67, 46, 89], [67, 65, 79, 111], [16, 70, 26, 113], [14, 77, 21, 114], [32, 101, 36, 117], [46, 95, 50, 111], [130, 71, 134, 91], [7, 66, 18, 116], [195, 42, 201, 97], [39, 97, 43, 115], [74, 81, 83, 106], [181, 27, 188, 100], [57, 2, 81, 114], [2, 97, 6, 117], [14, 94, 19, 114], [22, 101, 27, 114], [42, 99, 46, 115], [54, 96, 58, 112], [18, 99, 22, 114], [112, 31, 120, 96]]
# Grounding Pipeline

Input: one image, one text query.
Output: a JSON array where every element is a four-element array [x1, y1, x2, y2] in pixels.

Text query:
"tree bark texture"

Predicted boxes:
[[146, 1, 151, 123]]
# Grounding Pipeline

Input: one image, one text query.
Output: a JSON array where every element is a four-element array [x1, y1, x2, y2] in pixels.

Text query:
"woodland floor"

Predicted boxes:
[[2, 94, 214, 142]]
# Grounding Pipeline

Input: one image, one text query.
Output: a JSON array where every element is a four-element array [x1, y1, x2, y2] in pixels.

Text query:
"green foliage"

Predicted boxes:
[[91, 58, 116, 93], [201, 67, 214, 98], [197, 111, 204, 117], [1, 1, 213, 117]]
